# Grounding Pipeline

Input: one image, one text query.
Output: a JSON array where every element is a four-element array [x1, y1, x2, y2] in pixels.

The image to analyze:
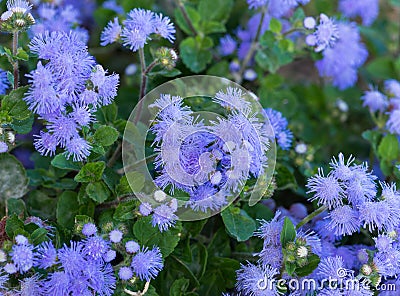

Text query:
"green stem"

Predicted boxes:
[[235, 10, 266, 84], [177, 0, 198, 36], [134, 48, 147, 125], [12, 31, 19, 90], [295, 206, 327, 230]]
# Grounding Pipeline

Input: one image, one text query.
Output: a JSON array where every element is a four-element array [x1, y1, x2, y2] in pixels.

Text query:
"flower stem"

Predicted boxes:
[[295, 205, 327, 230], [139, 47, 147, 100], [235, 9, 266, 84], [12, 31, 19, 90], [177, 0, 198, 36]]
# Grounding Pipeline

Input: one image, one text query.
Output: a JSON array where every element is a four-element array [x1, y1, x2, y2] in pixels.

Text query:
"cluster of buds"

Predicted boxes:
[[1, 0, 35, 33], [283, 237, 313, 268], [154, 47, 178, 70]]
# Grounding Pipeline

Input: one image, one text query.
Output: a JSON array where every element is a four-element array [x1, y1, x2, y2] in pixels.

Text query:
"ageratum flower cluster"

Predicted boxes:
[[228, 153, 400, 295], [24, 31, 119, 161], [305, 14, 368, 90], [100, 8, 175, 51], [0, 223, 164, 294], [361, 79, 400, 135], [148, 88, 270, 216], [30, 2, 89, 42]]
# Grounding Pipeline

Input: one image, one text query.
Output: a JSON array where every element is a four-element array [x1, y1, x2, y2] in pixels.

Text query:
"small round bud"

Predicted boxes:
[[361, 264, 372, 276], [7, 132, 15, 144], [295, 143, 307, 154], [303, 17, 316, 29], [297, 246, 308, 258], [125, 240, 140, 253], [154, 190, 167, 202], [0, 250, 7, 262]]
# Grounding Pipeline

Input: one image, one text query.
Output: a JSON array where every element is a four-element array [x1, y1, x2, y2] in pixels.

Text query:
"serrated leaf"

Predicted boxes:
[[180, 36, 213, 73], [74, 161, 106, 183], [10, 114, 34, 134], [51, 154, 81, 170], [133, 216, 183, 257], [26, 190, 57, 220], [94, 125, 119, 146], [285, 262, 296, 277], [221, 206, 256, 242], [280, 217, 296, 247], [85, 181, 111, 203], [5, 214, 24, 238], [1, 86, 30, 120], [7, 199, 26, 216], [0, 153, 29, 201], [114, 200, 138, 221]]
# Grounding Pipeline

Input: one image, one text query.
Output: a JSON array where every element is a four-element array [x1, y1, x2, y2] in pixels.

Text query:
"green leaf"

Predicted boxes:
[[170, 278, 190, 296], [133, 216, 183, 257], [275, 165, 297, 190], [5, 214, 24, 238], [94, 125, 119, 146], [51, 154, 81, 170], [7, 198, 26, 216], [174, 6, 201, 36], [285, 262, 296, 277], [0, 153, 29, 201], [16, 48, 29, 61], [57, 191, 79, 229], [280, 217, 296, 247], [113, 200, 138, 221], [180, 36, 213, 73], [201, 21, 226, 34], [1, 86, 30, 120], [96, 103, 118, 124], [31, 228, 48, 245], [74, 161, 106, 183], [85, 181, 111, 203], [366, 56, 396, 80], [26, 190, 57, 220], [10, 114, 34, 134], [378, 134, 399, 161], [362, 130, 382, 153], [269, 18, 282, 34], [221, 206, 256, 242], [296, 254, 320, 277], [198, 0, 233, 23]]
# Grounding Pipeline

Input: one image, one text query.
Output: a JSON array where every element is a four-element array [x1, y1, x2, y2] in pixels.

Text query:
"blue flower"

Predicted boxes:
[[358, 200, 400, 232], [83, 235, 110, 261], [374, 234, 393, 253], [65, 136, 92, 161], [10, 242, 34, 273], [84, 262, 116, 296], [306, 168, 344, 209], [131, 247, 164, 281], [109, 229, 123, 243], [387, 109, 400, 135], [218, 35, 237, 56], [35, 241, 57, 269], [361, 87, 388, 113], [100, 17, 121, 46], [153, 13, 176, 42], [0, 268, 9, 290], [339, 0, 379, 26], [139, 202, 153, 216], [315, 22, 368, 90], [125, 240, 140, 254], [236, 262, 279, 295], [264, 108, 293, 150], [385, 79, 400, 98], [306, 14, 339, 52], [316, 256, 345, 281], [118, 266, 133, 280], [152, 203, 178, 232], [326, 205, 360, 236], [247, 0, 267, 10], [57, 241, 85, 275], [0, 141, 7, 153], [255, 211, 283, 246], [33, 131, 57, 157]]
